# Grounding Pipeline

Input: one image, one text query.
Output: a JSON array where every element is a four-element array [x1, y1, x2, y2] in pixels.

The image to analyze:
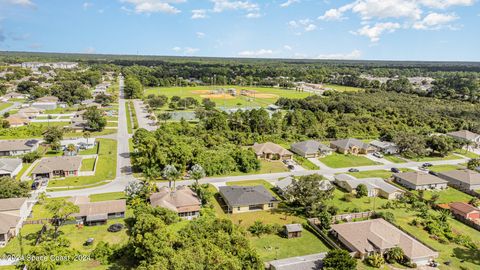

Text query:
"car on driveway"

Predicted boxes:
[[373, 152, 384, 158], [348, 168, 360, 173], [390, 167, 400, 173]]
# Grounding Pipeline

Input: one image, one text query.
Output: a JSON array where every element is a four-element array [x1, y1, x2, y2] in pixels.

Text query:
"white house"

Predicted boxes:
[[393, 172, 448, 190], [369, 140, 399, 155], [60, 138, 96, 151], [0, 198, 29, 247], [0, 159, 23, 178]]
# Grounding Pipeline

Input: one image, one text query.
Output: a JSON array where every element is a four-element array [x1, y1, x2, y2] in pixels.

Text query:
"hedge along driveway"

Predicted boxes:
[[48, 139, 117, 188]]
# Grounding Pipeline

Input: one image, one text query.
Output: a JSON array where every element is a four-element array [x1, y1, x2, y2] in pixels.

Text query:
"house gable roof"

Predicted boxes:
[[219, 185, 279, 207], [394, 171, 447, 186], [150, 186, 202, 213], [31, 156, 83, 174], [0, 139, 39, 152], [0, 158, 22, 173], [331, 138, 373, 151], [0, 198, 28, 212], [291, 140, 331, 155], [252, 142, 292, 156], [449, 202, 480, 216], [438, 169, 480, 185]]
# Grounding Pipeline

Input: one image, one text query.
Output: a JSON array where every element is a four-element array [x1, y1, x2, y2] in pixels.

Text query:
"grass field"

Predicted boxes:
[[15, 163, 31, 180], [454, 149, 480, 159], [383, 155, 407, 163], [89, 192, 126, 202], [81, 158, 96, 171], [48, 139, 116, 188], [145, 85, 313, 108], [293, 155, 319, 170], [227, 160, 288, 176], [414, 187, 473, 204], [429, 164, 464, 173], [79, 143, 99, 155], [125, 102, 133, 134], [319, 153, 379, 168], [346, 168, 413, 179], [328, 189, 389, 214], [415, 153, 464, 162], [0, 102, 13, 111]]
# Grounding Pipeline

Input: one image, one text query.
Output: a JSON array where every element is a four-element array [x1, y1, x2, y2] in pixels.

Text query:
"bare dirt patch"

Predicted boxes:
[[191, 90, 212, 94], [200, 94, 235, 99]]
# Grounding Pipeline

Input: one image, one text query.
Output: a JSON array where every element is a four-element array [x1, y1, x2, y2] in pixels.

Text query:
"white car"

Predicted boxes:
[[373, 152, 384, 158]]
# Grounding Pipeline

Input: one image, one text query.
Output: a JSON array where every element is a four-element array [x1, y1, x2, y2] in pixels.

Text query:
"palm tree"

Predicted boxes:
[[66, 144, 76, 153], [189, 164, 206, 186], [162, 165, 180, 190], [83, 131, 91, 145], [384, 247, 405, 263]]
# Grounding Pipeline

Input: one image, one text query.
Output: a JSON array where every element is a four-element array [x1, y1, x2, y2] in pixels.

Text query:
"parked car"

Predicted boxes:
[[373, 152, 384, 158], [108, 223, 124, 232], [84, 238, 94, 246], [288, 165, 295, 170], [348, 168, 360, 172], [390, 168, 400, 173], [419, 166, 429, 171], [422, 163, 433, 167], [31, 181, 40, 190]]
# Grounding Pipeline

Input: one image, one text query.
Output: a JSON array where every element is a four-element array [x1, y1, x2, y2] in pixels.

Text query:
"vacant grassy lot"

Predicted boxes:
[[145, 85, 313, 108], [383, 155, 407, 163], [328, 189, 389, 214], [293, 155, 319, 170], [319, 153, 379, 168], [454, 149, 480, 159], [415, 153, 464, 162], [89, 192, 126, 202], [250, 228, 330, 261], [414, 187, 473, 204], [81, 158, 96, 171], [346, 168, 413, 179], [429, 164, 464, 173], [48, 139, 116, 188], [227, 160, 288, 176]]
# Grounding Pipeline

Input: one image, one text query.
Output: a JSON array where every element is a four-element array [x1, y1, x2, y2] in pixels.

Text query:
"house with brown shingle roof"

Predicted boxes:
[[437, 169, 480, 191], [331, 218, 438, 266], [0, 198, 29, 247], [330, 138, 376, 155], [393, 171, 448, 190], [448, 202, 480, 221], [252, 142, 293, 160], [69, 196, 126, 226], [150, 186, 202, 220], [31, 156, 83, 179]]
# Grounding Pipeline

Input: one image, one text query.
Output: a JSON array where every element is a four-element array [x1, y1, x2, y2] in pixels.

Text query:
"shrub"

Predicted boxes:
[[22, 151, 41, 163], [91, 241, 114, 265], [365, 253, 385, 268]]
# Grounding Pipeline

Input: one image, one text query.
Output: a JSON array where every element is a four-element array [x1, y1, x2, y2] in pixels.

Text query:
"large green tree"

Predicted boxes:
[[323, 249, 357, 270], [0, 176, 29, 199], [84, 106, 107, 131], [124, 76, 143, 99]]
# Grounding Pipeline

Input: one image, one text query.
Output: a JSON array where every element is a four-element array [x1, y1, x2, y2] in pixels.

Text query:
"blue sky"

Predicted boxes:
[[0, 0, 479, 61]]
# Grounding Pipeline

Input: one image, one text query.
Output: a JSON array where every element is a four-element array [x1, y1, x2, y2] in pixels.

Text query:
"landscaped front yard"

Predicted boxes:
[[454, 149, 480, 159], [81, 158, 96, 171], [319, 153, 380, 168], [328, 189, 389, 214]]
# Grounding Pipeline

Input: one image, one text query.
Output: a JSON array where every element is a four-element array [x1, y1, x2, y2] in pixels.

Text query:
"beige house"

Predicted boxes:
[[252, 142, 293, 160], [393, 171, 448, 190], [446, 130, 480, 147], [331, 218, 438, 266], [69, 196, 126, 226], [150, 186, 202, 220], [330, 139, 376, 155], [290, 140, 332, 158], [5, 115, 29, 127], [0, 198, 29, 247], [334, 174, 403, 200], [219, 185, 279, 214], [31, 156, 83, 179], [437, 169, 480, 191]]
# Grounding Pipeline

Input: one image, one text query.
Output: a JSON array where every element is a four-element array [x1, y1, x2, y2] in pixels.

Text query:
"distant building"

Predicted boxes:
[[219, 185, 279, 214], [252, 142, 293, 160], [32, 96, 59, 110], [31, 156, 83, 179], [369, 140, 399, 155], [446, 130, 480, 147], [393, 171, 448, 190], [5, 115, 29, 127], [291, 140, 332, 158], [276, 176, 332, 195], [60, 138, 96, 151], [330, 139, 376, 155], [150, 186, 202, 220], [0, 158, 23, 178], [0, 198, 29, 247], [3, 92, 26, 100], [331, 218, 438, 266], [0, 139, 40, 157], [437, 169, 480, 191], [334, 174, 403, 200], [17, 107, 44, 119]]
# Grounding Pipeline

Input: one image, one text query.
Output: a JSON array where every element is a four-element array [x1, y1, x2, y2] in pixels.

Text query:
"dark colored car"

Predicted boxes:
[[390, 168, 400, 173], [31, 181, 40, 190], [288, 165, 295, 170], [422, 163, 433, 167], [108, 223, 124, 233], [348, 168, 360, 173]]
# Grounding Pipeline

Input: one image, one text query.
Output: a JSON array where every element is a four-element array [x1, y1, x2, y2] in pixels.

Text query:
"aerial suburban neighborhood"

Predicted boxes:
[[1, 1, 480, 270]]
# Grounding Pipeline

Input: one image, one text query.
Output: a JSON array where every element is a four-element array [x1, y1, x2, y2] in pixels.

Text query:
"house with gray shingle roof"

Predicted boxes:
[[330, 138, 376, 155], [290, 140, 332, 158], [393, 171, 448, 190], [0, 139, 39, 157], [0, 158, 23, 178], [437, 169, 480, 191], [31, 156, 82, 179], [334, 174, 403, 200], [219, 185, 279, 214], [446, 130, 480, 146]]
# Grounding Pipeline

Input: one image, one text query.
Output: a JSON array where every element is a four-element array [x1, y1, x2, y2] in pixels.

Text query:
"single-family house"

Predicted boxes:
[[393, 171, 448, 190], [290, 140, 332, 158], [17, 107, 44, 119], [437, 169, 480, 191], [268, 253, 326, 270], [330, 139, 376, 155], [219, 185, 279, 214], [3, 92, 26, 100], [0, 139, 39, 156], [5, 115, 29, 127], [284, 224, 303, 239], [276, 176, 332, 195], [150, 186, 202, 220], [331, 218, 438, 266], [334, 174, 403, 200], [448, 202, 480, 221], [32, 96, 59, 110], [0, 198, 29, 247], [369, 140, 399, 155], [69, 196, 126, 226], [31, 156, 83, 179], [446, 130, 480, 146], [252, 142, 293, 160], [60, 138, 96, 151], [51, 62, 78, 69], [0, 158, 23, 178]]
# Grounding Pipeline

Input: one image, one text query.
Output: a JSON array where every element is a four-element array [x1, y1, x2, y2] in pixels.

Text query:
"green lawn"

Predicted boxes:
[[0, 102, 12, 111], [89, 192, 126, 202], [125, 102, 133, 134], [319, 153, 380, 168], [250, 228, 330, 261], [454, 149, 480, 159], [79, 143, 99, 155], [383, 155, 407, 163], [48, 139, 116, 188], [346, 169, 412, 179], [429, 164, 464, 173], [15, 163, 31, 180], [415, 153, 464, 162], [414, 187, 473, 204], [227, 160, 288, 176], [293, 155, 319, 170], [81, 158, 96, 171], [328, 189, 389, 214], [145, 85, 313, 108], [376, 208, 480, 270]]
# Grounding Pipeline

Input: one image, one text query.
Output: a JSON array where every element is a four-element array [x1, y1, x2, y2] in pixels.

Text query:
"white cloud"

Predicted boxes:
[[318, 8, 346, 21], [316, 49, 362, 60], [4, 0, 34, 7], [172, 46, 199, 55], [211, 0, 259, 13], [283, 45, 292, 50], [191, 9, 207, 19], [354, 22, 401, 42], [280, 0, 299, 8], [83, 2, 93, 9], [418, 0, 475, 9], [121, 0, 185, 14], [350, 0, 423, 20], [246, 12, 261, 18], [288, 19, 317, 32], [413, 12, 458, 29], [238, 49, 274, 57], [196, 32, 205, 38]]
